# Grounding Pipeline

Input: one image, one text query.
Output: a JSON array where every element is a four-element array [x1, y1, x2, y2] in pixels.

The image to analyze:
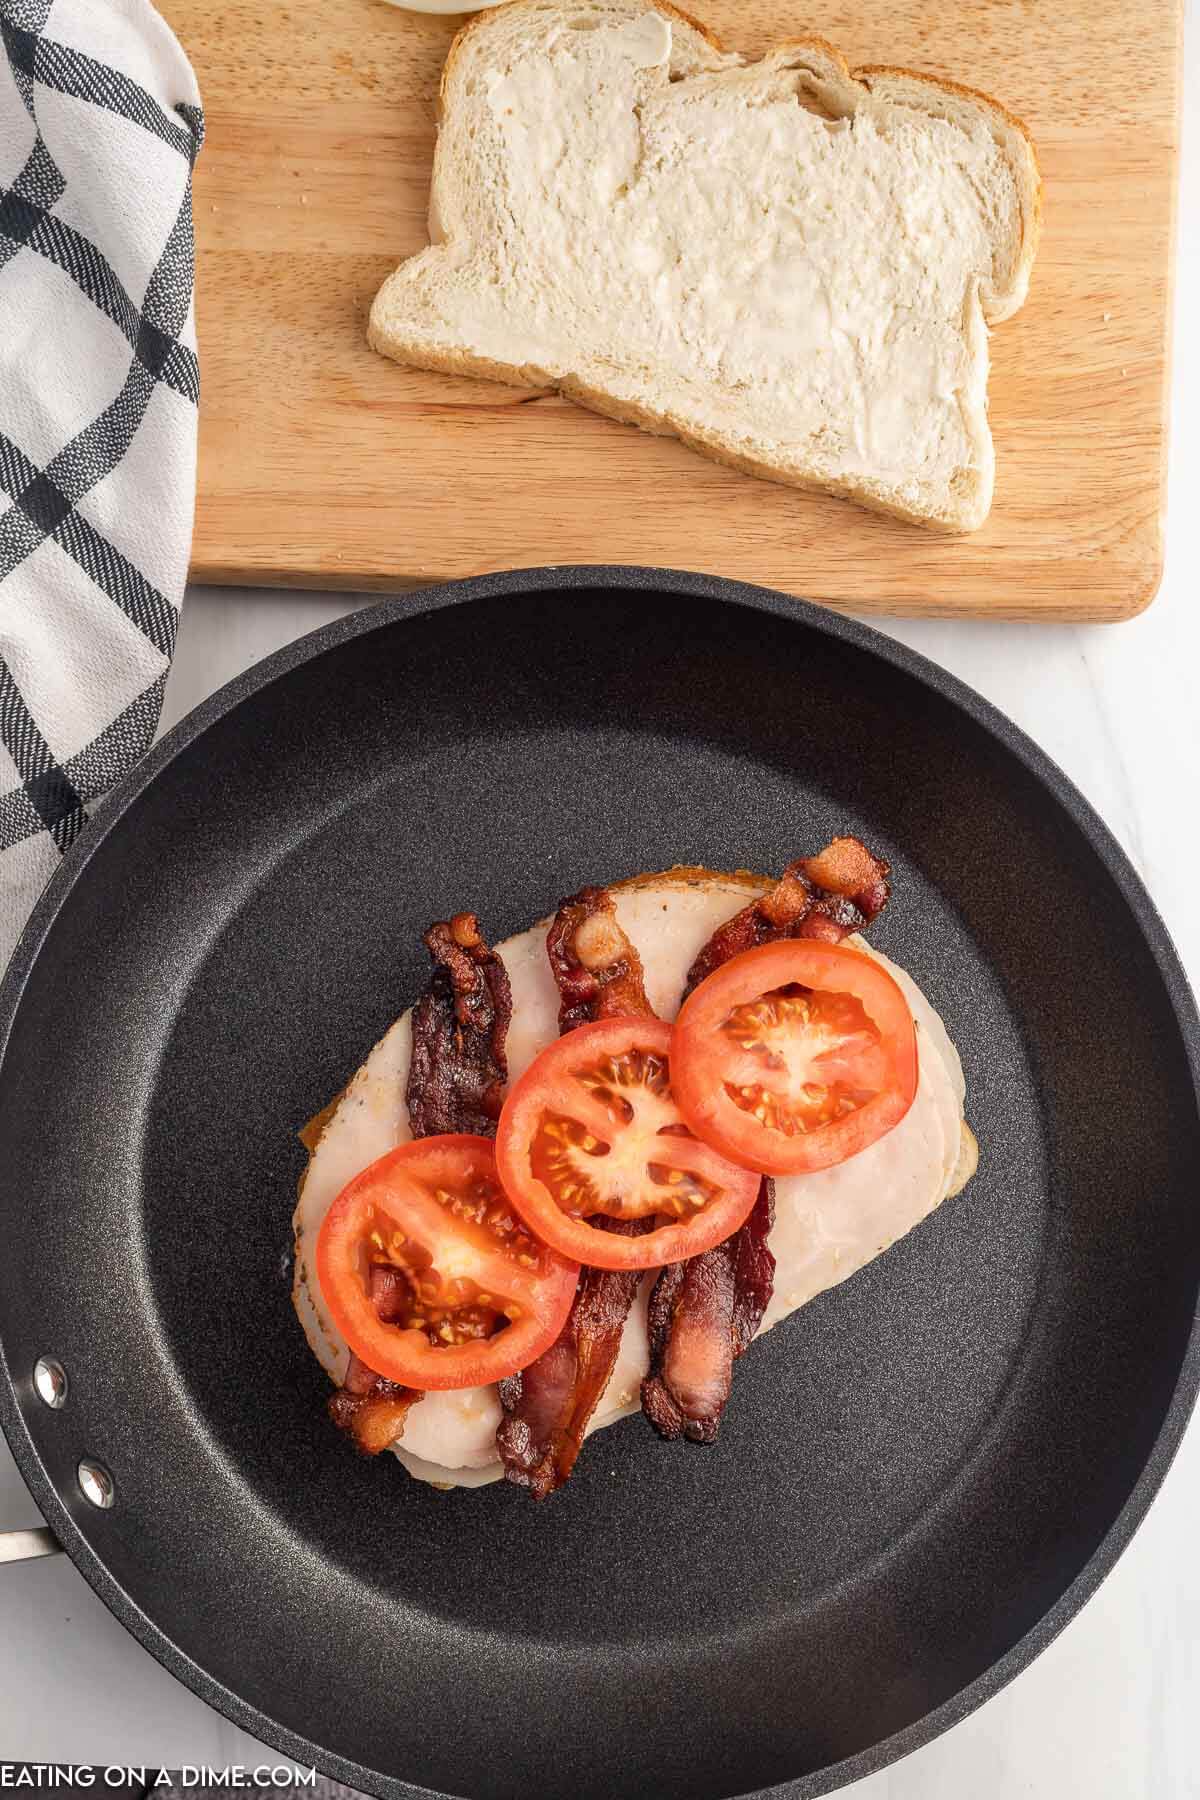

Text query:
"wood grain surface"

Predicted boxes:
[[162, 0, 1182, 618]]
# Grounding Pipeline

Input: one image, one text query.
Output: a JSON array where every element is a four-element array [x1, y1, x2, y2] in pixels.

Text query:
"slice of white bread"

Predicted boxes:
[[369, 0, 1040, 531]]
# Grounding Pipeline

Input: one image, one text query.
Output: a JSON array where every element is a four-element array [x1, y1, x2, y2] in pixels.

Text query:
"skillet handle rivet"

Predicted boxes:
[[77, 1459, 114, 1510], [33, 1357, 68, 1410]]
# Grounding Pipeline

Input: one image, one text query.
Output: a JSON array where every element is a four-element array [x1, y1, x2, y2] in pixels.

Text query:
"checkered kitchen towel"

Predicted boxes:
[[0, 0, 201, 971]]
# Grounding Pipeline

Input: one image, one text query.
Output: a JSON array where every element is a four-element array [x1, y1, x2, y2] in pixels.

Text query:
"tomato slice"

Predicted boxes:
[[494, 1017, 762, 1270], [671, 941, 918, 1176], [316, 1135, 579, 1390]]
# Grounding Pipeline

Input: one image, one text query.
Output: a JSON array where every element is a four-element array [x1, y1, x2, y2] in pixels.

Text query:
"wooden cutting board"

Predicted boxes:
[[163, 0, 1182, 618]]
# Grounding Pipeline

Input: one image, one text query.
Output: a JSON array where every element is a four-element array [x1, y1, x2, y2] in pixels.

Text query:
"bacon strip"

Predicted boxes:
[[803, 835, 892, 923], [545, 885, 653, 1029], [329, 1351, 421, 1456], [643, 837, 891, 1443], [684, 837, 891, 992], [496, 890, 651, 1496], [495, 1221, 646, 1498], [330, 915, 513, 1455], [406, 913, 513, 1137], [729, 1180, 778, 1357], [642, 1180, 775, 1442], [327, 1265, 423, 1454]]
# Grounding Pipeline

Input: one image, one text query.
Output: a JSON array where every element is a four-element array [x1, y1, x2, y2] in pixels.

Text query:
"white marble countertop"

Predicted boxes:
[[3, 14, 1199, 1792]]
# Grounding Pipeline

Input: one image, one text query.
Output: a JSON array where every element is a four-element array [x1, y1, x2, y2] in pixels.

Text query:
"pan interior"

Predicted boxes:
[[1, 584, 1197, 1800]]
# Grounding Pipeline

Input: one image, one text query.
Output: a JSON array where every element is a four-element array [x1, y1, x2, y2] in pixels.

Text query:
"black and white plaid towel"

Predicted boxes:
[[0, 0, 202, 970]]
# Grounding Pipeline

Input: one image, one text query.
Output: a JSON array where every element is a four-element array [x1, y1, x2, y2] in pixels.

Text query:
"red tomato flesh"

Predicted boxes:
[[316, 1134, 579, 1389], [671, 941, 918, 1176], [495, 1017, 762, 1270]]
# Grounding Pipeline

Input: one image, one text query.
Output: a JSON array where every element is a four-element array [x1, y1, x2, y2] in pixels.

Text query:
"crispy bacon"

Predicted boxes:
[[406, 912, 513, 1138], [684, 836, 891, 994], [643, 837, 889, 1444], [496, 888, 653, 1495], [329, 1350, 421, 1456], [545, 886, 653, 1030], [728, 1179, 778, 1357], [327, 1270, 423, 1455], [640, 1252, 731, 1444], [641, 1180, 775, 1442], [330, 916, 512, 1456], [495, 1221, 646, 1498], [803, 836, 892, 922]]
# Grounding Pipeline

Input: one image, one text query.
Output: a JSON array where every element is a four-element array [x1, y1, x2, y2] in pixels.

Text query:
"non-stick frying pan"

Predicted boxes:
[[1, 568, 1198, 1797]]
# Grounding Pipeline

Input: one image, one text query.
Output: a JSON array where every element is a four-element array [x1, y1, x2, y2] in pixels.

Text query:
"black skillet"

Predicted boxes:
[[1, 567, 1198, 1798]]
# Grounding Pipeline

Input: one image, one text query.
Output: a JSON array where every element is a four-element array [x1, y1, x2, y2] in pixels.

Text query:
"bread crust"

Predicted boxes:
[[857, 63, 1042, 305], [441, 6, 1041, 253], [441, 0, 724, 102], [360, 330, 976, 529]]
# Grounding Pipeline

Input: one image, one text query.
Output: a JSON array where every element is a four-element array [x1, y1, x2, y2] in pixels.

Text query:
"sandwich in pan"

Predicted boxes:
[[294, 839, 977, 1496]]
